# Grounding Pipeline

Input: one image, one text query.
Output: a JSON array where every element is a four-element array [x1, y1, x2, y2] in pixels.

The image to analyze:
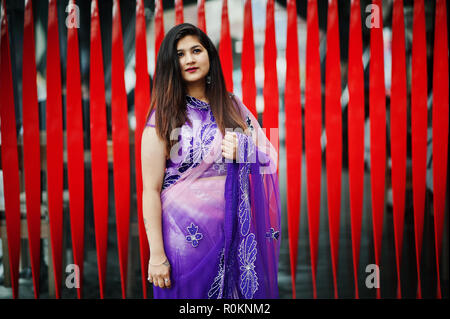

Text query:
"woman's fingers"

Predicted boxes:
[[158, 277, 164, 287]]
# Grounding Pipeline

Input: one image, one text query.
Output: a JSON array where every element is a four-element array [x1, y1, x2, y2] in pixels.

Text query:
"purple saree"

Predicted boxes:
[[146, 95, 280, 299]]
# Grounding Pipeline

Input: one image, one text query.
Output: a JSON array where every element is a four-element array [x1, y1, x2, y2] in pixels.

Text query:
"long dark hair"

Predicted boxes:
[[147, 23, 247, 156]]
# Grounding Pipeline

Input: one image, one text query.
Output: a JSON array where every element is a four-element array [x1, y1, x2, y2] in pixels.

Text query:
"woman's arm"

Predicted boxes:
[[141, 125, 171, 288]]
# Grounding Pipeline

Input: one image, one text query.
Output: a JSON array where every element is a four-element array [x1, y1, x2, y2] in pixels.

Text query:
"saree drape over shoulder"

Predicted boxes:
[[145, 94, 280, 299]]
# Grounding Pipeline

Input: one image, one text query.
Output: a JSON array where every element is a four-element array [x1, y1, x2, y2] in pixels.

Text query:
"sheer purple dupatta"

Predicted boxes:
[[223, 96, 281, 299]]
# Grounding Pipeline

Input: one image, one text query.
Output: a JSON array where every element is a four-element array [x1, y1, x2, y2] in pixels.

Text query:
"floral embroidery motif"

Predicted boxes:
[[265, 228, 280, 241], [207, 249, 225, 299], [238, 233, 259, 299], [185, 223, 203, 247]]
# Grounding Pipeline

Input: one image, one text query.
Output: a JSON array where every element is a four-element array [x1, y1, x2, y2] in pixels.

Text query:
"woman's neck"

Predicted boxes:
[[186, 83, 207, 102]]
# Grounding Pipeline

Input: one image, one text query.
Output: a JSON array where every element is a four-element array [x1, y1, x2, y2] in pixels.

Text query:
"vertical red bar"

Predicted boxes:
[[197, 0, 206, 33], [66, 0, 85, 299], [175, 0, 183, 25], [432, 0, 448, 300], [112, 0, 131, 299], [411, 0, 427, 299], [347, 0, 365, 299], [390, 0, 407, 299], [369, 0, 386, 299], [284, 0, 302, 299], [22, 0, 41, 299], [46, 0, 64, 299], [305, 0, 322, 299], [219, 0, 233, 92], [325, 0, 341, 300], [154, 0, 164, 67], [263, 0, 279, 158], [241, 0, 257, 117], [0, 0, 21, 299], [89, 0, 109, 299], [135, 0, 151, 299]]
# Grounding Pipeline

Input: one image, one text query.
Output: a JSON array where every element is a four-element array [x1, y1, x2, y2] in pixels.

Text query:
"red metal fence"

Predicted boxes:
[[0, 0, 448, 299]]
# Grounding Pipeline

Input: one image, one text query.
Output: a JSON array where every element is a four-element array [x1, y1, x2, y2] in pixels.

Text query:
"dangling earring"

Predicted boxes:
[[206, 74, 211, 85]]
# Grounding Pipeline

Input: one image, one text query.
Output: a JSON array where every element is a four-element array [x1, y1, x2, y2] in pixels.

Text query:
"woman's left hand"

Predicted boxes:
[[222, 132, 238, 160]]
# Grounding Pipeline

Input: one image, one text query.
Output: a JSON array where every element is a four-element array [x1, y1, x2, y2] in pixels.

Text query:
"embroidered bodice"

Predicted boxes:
[[146, 95, 227, 190]]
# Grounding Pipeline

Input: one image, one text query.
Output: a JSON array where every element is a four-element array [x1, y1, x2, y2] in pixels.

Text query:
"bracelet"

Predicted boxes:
[[149, 258, 170, 267]]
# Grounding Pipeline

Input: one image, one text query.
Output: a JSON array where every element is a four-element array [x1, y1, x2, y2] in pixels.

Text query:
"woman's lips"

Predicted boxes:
[[186, 68, 198, 73]]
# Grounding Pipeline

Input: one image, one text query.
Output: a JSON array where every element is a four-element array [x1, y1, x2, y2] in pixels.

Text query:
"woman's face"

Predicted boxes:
[[176, 35, 210, 86]]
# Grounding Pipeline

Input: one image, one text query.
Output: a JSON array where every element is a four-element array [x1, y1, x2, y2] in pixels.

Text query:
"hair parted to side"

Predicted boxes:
[[146, 23, 248, 157]]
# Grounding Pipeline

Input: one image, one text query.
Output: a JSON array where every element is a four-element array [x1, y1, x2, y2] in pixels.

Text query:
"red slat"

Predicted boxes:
[[347, 0, 365, 299], [219, 0, 233, 92], [263, 0, 279, 159], [175, 0, 183, 25], [154, 0, 164, 67], [241, 0, 257, 117], [112, 0, 131, 299], [89, 0, 109, 299], [22, 0, 41, 299], [135, 0, 151, 299], [411, 0, 427, 299], [197, 0, 206, 33], [305, 0, 322, 299], [369, 0, 386, 300], [432, 0, 448, 299], [325, 0, 341, 299], [0, 0, 21, 299], [390, 0, 407, 299], [66, 0, 85, 299], [284, 0, 302, 299], [46, 0, 64, 299]]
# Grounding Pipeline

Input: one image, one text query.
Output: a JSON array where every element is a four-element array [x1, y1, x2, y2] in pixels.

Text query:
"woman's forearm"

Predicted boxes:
[[142, 189, 166, 263]]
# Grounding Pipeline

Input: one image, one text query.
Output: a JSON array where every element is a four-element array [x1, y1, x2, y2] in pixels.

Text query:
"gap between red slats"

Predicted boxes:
[[89, 0, 109, 299], [66, 0, 85, 299], [46, 0, 64, 299], [197, 0, 206, 33], [175, 0, 183, 25], [305, 0, 322, 299], [411, 0, 427, 299], [263, 0, 279, 161], [347, 0, 365, 299], [369, 0, 386, 300], [135, 0, 151, 299], [219, 0, 233, 92], [325, 0, 341, 300], [241, 0, 257, 118], [0, 0, 21, 299], [284, 0, 302, 299], [432, 0, 448, 300], [112, 0, 131, 299], [154, 0, 164, 67], [390, 0, 407, 299], [22, 0, 41, 299]]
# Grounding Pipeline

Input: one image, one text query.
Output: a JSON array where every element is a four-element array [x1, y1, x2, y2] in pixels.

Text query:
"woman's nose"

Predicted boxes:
[[186, 53, 195, 64]]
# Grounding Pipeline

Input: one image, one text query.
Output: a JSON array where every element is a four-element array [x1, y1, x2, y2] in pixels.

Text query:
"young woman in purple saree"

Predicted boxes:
[[141, 23, 280, 299]]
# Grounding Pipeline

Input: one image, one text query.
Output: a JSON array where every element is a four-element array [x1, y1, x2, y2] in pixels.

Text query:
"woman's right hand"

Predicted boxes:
[[148, 256, 171, 289]]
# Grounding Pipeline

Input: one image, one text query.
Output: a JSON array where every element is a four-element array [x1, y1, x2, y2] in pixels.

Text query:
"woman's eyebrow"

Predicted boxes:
[[177, 45, 202, 52]]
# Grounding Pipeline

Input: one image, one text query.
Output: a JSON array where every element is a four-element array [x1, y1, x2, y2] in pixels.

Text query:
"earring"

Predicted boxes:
[[206, 75, 211, 85]]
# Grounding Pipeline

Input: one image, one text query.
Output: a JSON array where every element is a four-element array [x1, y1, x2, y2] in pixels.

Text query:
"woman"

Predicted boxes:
[[141, 23, 280, 299]]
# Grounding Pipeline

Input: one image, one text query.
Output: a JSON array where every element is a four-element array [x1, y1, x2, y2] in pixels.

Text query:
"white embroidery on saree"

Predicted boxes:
[[237, 134, 259, 299], [207, 249, 225, 299]]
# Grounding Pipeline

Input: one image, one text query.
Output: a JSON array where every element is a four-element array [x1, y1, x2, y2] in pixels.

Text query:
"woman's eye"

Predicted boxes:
[[177, 52, 184, 57], [193, 48, 201, 54]]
